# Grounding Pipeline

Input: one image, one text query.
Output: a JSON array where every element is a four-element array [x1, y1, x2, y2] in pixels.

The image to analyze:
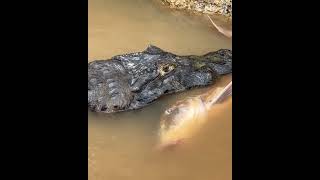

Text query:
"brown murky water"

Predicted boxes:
[[89, 0, 232, 179]]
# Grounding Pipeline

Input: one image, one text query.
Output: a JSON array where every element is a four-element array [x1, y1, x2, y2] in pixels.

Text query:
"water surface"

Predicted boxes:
[[89, 0, 232, 179]]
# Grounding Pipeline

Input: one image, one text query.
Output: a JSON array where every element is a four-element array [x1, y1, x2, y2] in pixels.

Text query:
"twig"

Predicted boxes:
[[206, 81, 232, 108], [207, 15, 232, 38]]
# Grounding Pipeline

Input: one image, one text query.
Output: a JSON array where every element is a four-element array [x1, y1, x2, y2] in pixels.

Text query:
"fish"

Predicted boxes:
[[157, 81, 232, 150]]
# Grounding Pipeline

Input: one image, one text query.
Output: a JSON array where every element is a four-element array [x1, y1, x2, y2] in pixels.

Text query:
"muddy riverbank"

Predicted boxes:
[[161, 0, 232, 18]]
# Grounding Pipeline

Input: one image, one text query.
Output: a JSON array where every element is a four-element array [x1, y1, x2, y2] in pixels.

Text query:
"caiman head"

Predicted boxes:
[[88, 45, 232, 113]]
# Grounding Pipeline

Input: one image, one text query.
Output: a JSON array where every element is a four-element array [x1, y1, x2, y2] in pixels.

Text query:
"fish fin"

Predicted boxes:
[[154, 139, 185, 152]]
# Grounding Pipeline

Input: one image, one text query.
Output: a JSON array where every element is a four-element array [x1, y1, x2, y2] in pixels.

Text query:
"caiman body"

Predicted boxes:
[[88, 45, 232, 113]]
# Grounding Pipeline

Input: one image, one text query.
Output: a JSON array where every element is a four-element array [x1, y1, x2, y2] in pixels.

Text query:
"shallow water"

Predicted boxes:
[[89, 0, 232, 179]]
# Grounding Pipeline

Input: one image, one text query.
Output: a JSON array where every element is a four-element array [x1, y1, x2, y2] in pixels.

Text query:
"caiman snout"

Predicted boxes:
[[203, 49, 232, 75]]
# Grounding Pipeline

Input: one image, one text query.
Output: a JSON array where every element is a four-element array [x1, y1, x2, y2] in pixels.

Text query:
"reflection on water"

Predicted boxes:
[[89, 0, 232, 179]]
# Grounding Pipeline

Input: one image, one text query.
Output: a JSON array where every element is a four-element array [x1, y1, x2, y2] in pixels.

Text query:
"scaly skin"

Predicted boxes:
[[88, 45, 232, 113]]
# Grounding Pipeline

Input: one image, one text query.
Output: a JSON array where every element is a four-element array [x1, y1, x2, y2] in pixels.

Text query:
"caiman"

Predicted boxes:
[[88, 45, 232, 113]]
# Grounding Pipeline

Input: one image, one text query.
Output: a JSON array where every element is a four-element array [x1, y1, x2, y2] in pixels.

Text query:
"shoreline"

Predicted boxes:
[[160, 0, 232, 19]]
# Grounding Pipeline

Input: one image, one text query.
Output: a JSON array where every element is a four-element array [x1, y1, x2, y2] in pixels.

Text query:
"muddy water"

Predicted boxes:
[[89, 0, 232, 179]]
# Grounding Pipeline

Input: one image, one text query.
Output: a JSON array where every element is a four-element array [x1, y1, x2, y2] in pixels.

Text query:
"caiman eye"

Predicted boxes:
[[159, 64, 175, 76], [163, 66, 170, 72]]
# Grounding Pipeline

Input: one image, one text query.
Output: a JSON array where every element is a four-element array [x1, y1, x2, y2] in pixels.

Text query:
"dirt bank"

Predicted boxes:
[[161, 0, 232, 18]]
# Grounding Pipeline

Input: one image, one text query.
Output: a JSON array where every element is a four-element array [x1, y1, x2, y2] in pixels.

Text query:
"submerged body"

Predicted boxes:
[[88, 45, 232, 113], [159, 81, 232, 148]]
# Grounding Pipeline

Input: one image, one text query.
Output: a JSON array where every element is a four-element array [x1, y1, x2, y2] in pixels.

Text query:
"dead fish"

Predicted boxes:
[[157, 81, 232, 150]]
